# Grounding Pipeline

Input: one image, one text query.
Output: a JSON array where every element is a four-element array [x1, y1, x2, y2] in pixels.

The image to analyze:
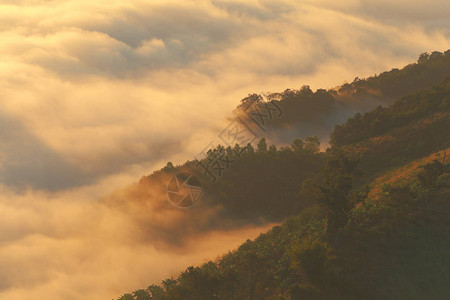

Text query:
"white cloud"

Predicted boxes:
[[0, 0, 449, 298]]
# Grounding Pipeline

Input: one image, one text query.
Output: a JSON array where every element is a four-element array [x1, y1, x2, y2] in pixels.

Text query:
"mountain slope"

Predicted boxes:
[[235, 50, 450, 144], [117, 66, 450, 300]]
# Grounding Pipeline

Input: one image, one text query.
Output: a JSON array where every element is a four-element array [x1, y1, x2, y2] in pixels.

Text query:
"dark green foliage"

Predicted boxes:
[[330, 77, 450, 146], [257, 137, 268, 152], [133, 289, 151, 300], [121, 53, 450, 300], [289, 284, 321, 300], [313, 157, 361, 241], [289, 238, 335, 287], [436, 173, 450, 188], [303, 136, 320, 154], [147, 285, 164, 299], [119, 206, 326, 300], [121, 175, 450, 300], [118, 294, 135, 300], [336, 184, 450, 300], [291, 139, 304, 153], [268, 144, 277, 154], [338, 50, 450, 99], [173, 263, 221, 299], [142, 136, 325, 221], [163, 162, 174, 171], [238, 51, 450, 142], [326, 78, 450, 188], [203, 139, 324, 220], [240, 85, 342, 139], [418, 159, 444, 189]]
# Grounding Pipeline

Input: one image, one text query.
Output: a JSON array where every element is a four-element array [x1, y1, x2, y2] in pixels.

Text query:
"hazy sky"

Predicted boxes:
[[0, 0, 449, 299]]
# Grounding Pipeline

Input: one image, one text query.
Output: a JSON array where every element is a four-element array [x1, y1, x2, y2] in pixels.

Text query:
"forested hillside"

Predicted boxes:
[[140, 136, 324, 221], [235, 51, 450, 143], [331, 77, 450, 181], [118, 57, 450, 300]]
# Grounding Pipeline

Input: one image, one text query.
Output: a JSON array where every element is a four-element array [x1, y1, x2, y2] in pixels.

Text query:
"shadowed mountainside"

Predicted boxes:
[[117, 55, 450, 300], [235, 50, 450, 144]]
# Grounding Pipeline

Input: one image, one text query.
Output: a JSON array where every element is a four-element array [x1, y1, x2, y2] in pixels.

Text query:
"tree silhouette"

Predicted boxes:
[[314, 156, 359, 244], [257, 138, 268, 152]]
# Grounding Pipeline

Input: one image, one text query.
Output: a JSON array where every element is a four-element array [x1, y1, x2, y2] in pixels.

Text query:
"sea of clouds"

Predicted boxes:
[[0, 0, 449, 298]]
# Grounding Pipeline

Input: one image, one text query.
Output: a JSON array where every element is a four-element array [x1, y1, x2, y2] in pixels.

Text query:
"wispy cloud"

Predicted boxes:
[[0, 0, 448, 299]]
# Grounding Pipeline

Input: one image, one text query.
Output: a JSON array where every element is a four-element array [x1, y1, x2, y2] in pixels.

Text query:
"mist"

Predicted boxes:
[[1, 0, 449, 299], [0, 177, 276, 299]]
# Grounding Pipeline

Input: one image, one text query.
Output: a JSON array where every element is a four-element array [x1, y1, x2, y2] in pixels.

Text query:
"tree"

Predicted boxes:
[[299, 85, 314, 97], [291, 139, 304, 153], [268, 144, 277, 154], [176, 263, 220, 299], [147, 285, 164, 299], [163, 162, 175, 171], [314, 156, 359, 243], [225, 240, 274, 300], [238, 93, 263, 112], [417, 159, 444, 201], [133, 289, 151, 300], [233, 143, 242, 156], [418, 159, 444, 189], [418, 52, 429, 64], [304, 136, 320, 154], [161, 278, 177, 292], [290, 238, 335, 287], [246, 143, 255, 154], [257, 138, 268, 152], [118, 294, 134, 300]]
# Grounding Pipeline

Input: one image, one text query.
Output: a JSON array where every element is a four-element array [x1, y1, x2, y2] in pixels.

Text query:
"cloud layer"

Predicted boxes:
[[0, 0, 449, 299], [1, 0, 449, 189], [0, 180, 274, 299]]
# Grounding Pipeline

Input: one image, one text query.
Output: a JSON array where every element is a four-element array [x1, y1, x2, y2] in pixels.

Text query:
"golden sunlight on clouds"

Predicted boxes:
[[0, 180, 276, 299], [0, 0, 449, 299]]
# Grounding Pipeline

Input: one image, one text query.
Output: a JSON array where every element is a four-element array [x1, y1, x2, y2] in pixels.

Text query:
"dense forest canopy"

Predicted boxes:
[[118, 52, 450, 300], [142, 136, 324, 221], [234, 50, 450, 144], [331, 76, 450, 146]]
